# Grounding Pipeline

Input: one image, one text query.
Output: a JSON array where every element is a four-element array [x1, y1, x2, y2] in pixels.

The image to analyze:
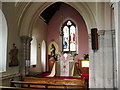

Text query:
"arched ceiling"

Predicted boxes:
[[15, 2, 111, 36], [40, 2, 62, 24]]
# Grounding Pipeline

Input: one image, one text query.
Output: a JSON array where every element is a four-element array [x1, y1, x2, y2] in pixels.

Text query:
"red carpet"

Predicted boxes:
[[41, 72, 89, 80], [27, 72, 89, 80]]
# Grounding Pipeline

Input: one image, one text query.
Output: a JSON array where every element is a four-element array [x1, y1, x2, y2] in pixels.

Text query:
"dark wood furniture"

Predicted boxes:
[[78, 59, 89, 73], [10, 77, 87, 89]]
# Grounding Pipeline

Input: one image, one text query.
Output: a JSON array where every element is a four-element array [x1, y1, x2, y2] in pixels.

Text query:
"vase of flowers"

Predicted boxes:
[[83, 54, 89, 60]]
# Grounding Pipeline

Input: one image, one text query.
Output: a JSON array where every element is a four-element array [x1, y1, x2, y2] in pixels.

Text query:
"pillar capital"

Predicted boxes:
[[112, 30, 115, 35], [98, 30, 105, 36], [20, 36, 29, 43], [88, 34, 91, 39], [27, 37, 32, 42]]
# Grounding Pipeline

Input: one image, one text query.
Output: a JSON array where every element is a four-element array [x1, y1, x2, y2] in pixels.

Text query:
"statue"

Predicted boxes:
[[9, 43, 18, 67], [50, 44, 56, 60]]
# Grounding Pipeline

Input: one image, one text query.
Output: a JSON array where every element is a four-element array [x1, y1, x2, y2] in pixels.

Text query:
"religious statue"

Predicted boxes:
[[50, 44, 56, 60], [9, 43, 18, 67]]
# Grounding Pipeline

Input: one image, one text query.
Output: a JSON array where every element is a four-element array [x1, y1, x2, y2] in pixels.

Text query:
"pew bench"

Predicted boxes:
[[11, 77, 87, 89], [0, 86, 44, 90]]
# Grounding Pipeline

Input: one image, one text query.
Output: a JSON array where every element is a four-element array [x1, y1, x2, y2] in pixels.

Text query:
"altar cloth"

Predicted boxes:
[[48, 60, 80, 77]]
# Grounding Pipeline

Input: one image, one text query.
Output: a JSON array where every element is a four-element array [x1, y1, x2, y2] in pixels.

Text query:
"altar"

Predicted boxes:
[[48, 53, 80, 77]]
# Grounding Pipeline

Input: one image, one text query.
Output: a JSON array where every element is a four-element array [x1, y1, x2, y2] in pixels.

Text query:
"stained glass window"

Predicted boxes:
[[62, 20, 76, 52]]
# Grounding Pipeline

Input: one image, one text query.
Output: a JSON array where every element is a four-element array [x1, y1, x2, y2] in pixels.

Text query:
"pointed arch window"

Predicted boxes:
[[41, 40, 46, 72], [62, 20, 77, 52], [30, 37, 37, 66], [0, 9, 8, 72]]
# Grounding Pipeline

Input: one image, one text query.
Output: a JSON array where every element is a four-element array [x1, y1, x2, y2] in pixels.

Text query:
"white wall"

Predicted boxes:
[[1, 2, 20, 86], [30, 17, 47, 73], [89, 2, 116, 88]]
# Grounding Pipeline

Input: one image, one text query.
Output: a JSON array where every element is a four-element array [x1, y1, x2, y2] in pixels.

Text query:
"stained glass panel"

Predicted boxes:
[[63, 26, 69, 51], [70, 25, 76, 51], [67, 20, 72, 26]]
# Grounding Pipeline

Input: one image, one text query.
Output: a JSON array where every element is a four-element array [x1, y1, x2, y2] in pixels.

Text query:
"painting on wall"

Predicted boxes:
[[9, 43, 19, 67]]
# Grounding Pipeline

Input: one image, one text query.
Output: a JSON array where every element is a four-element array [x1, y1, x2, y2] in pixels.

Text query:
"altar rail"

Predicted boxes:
[[10, 77, 87, 89]]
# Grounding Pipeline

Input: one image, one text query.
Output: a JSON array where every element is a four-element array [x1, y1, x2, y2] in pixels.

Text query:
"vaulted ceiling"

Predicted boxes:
[[40, 2, 62, 24], [15, 2, 112, 36]]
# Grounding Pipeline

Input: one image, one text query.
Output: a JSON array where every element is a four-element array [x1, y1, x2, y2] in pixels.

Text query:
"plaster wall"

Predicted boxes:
[[47, 3, 89, 60], [30, 17, 47, 73], [1, 2, 20, 86], [2, 2, 20, 78]]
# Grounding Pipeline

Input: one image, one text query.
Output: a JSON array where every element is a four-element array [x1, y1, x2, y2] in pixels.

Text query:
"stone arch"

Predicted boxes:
[[18, 1, 99, 87], [18, 2, 96, 36]]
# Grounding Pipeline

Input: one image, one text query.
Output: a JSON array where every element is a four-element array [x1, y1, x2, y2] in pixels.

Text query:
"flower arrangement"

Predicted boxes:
[[83, 54, 89, 60], [73, 53, 78, 57], [71, 53, 78, 60]]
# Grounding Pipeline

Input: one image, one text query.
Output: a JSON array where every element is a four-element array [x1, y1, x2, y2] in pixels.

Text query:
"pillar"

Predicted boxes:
[[26, 37, 32, 75], [20, 36, 32, 76], [88, 33, 95, 88], [103, 30, 114, 88], [112, 30, 117, 88], [95, 30, 105, 88], [89, 30, 115, 88], [113, 2, 120, 89]]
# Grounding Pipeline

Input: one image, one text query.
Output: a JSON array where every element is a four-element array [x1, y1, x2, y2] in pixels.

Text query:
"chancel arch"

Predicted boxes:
[[18, 1, 94, 88], [18, 2, 96, 36]]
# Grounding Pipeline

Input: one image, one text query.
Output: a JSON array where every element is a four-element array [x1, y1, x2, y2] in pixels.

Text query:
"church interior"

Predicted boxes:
[[0, 1, 120, 89]]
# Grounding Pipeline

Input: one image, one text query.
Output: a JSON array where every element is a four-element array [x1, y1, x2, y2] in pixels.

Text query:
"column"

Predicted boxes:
[[20, 36, 28, 76], [89, 33, 96, 88], [114, 2, 120, 89], [89, 30, 105, 88], [89, 30, 114, 88], [103, 30, 114, 88], [118, 2, 120, 89], [20, 36, 32, 76], [112, 30, 117, 88], [95, 30, 105, 88], [26, 37, 32, 75]]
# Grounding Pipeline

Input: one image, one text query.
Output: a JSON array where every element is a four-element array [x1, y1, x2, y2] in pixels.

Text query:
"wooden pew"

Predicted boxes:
[[0, 86, 46, 90], [11, 77, 87, 89]]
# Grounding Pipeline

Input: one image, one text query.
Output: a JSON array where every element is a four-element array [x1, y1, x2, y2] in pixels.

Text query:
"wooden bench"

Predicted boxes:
[[11, 77, 87, 89], [0, 86, 46, 90]]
